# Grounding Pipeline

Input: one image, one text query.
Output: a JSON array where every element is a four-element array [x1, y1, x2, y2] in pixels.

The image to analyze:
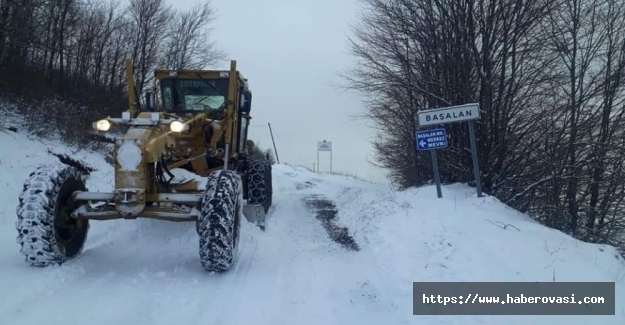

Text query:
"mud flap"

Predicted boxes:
[[242, 204, 266, 231]]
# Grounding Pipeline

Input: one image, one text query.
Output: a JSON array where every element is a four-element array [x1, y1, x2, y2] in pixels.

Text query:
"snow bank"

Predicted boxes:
[[0, 130, 623, 325], [272, 164, 625, 324]]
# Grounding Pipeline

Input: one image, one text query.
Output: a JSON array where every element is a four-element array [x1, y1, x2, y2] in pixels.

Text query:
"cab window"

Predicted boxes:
[[160, 78, 229, 112]]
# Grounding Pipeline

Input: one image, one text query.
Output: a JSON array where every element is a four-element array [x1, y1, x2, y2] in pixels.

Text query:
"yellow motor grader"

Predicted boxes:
[[15, 60, 272, 272]]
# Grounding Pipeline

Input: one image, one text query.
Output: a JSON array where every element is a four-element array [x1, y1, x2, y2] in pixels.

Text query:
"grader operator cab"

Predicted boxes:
[[15, 60, 272, 272]]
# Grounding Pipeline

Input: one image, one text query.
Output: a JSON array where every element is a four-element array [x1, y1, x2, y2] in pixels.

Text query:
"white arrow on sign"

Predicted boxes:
[[419, 140, 427, 147]]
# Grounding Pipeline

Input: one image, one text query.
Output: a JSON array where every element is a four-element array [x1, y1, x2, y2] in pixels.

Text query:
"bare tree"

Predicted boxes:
[[343, 0, 625, 253], [580, 0, 625, 242], [249, 141, 275, 164], [127, 0, 173, 92], [0, 0, 224, 145], [161, 1, 225, 70]]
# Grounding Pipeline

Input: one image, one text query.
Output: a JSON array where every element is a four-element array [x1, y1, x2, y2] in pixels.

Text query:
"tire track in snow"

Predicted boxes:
[[2, 165, 375, 324], [302, 194, 360, 251]]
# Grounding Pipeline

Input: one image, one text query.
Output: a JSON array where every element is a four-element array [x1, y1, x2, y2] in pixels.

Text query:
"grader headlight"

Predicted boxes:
[[170, 120, 188, 132], [94, 119, 111, 132]]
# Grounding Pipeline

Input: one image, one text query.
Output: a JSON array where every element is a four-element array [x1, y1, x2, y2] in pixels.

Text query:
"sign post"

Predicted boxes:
[[467, 120, 482, 197], [416, 128, 448, 198], [317, 140, 332, 173], [417, 103, 483, 198]]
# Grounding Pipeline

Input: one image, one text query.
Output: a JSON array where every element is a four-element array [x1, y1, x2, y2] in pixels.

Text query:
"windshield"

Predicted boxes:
[[160, 78, 229, 112]]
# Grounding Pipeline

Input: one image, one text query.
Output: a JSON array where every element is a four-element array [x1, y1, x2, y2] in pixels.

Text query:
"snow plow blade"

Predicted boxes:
[[243, 204, 266, 230]]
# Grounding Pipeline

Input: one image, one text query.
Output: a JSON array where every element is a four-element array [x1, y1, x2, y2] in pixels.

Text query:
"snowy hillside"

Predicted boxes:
[[0, 129, 624, 325]]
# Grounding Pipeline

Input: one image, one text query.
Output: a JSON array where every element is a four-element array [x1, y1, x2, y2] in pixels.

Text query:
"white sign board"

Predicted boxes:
[[317, 141, 332, 151], [418, 103, 480, 126]]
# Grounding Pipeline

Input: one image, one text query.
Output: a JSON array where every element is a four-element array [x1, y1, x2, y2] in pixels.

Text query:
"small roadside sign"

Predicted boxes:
[[418, 103, 480, 126], [316, 140, 333, 173], [416, 128, 448, 151], [414, 102, 483, 199], [317, 140, 332, 151], [415, 128, 447, 198]]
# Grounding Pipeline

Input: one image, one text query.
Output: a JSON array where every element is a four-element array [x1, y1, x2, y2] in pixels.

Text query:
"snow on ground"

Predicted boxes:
[[0, 128, 624, 325]]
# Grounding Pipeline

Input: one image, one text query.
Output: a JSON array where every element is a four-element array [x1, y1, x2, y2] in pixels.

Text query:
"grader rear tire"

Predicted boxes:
[[15, 164, 90, 266], [198, 170, 242, 272], [247, 159, 272, 213]]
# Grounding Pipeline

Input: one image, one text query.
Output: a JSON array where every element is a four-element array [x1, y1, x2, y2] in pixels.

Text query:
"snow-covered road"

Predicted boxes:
[[1, 130, 624, 325]]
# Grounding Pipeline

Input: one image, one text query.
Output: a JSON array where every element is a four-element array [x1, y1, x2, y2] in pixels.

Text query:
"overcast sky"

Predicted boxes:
[[176, 0, 388, 184]]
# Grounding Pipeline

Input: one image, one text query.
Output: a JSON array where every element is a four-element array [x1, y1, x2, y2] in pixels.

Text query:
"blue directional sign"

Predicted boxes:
[[416, 128, 448, 151]]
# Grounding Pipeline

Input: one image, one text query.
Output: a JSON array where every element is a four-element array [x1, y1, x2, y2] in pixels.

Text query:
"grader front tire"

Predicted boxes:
[[15, 164, 90, 267], [197, 170, 243, 272]]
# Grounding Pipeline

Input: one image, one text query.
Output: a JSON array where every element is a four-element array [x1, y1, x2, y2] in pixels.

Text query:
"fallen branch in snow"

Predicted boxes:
[[47, 149, 96, 175], [484, 219, 521, 232], [544, 240, 565, 256], [543, 259, 556, 269]]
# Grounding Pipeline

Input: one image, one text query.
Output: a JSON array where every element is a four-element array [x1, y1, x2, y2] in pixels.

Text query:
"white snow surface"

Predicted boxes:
[[0, 129, 624, 325]]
